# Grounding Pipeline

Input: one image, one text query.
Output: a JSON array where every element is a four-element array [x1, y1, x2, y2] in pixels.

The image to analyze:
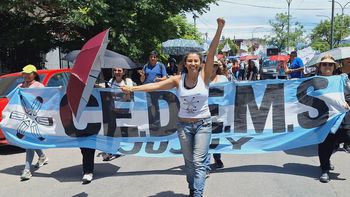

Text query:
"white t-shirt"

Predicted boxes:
[[177, 72, 211, 119], [108, 78, 134, 88], [108, 78, 134, 109], [211, 75, 228, 84]]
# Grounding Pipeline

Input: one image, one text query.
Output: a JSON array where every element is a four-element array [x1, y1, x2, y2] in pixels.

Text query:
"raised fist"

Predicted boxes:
[[217, 17, 225, 28]]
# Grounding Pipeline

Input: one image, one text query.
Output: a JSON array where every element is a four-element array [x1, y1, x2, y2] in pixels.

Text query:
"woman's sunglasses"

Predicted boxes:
[[320, 63, 335, 67]]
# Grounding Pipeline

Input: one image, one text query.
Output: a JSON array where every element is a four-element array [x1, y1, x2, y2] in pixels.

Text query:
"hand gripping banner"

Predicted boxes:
[[0, 75, 349, 157]]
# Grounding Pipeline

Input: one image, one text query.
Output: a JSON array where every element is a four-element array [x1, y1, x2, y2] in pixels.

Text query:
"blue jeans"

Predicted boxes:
[[177, 118, 212, 197], [25, 149, 45, 170]]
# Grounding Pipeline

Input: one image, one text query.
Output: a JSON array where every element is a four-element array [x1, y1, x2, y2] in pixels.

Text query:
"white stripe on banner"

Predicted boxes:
[[0, 75, 349, 157]]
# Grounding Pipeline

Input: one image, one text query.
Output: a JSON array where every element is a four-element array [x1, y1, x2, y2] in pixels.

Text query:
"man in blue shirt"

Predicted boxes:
[[138, 51, 167, 129], [288, 51, 304, 79], [139, 51, 167, 84]]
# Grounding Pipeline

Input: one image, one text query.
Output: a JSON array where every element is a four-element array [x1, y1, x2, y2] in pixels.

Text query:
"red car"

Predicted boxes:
[[0, 69, 71, 145]]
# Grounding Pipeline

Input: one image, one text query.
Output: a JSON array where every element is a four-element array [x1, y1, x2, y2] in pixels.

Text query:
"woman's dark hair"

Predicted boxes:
[[149, 50, 158, 57], [34, 72, 40, 82], [219, 59, 228, 76], [214, 64, 224, 75], [248, 59, 255, 68], [113, 68, 127, 82], [182, 51, 203, 73], [231, 58, 239, 64]]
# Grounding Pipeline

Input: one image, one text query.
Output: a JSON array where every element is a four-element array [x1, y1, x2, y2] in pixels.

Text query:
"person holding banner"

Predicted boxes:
[[122, 17, 225, 197], [317, 54, 350, 183], [246, 59, 258, 81], [102, 67, 135, 161], [276, 60, 289, 79], [206, 58, 229, 172], [288, 51, 304, 79], [138, 51, 167, 128], [339, 58, 350, 152], [18, 64, 49, 181]]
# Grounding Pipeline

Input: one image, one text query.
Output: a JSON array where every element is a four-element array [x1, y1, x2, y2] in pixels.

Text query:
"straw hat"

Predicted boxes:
[[317, 54, 339, 67]]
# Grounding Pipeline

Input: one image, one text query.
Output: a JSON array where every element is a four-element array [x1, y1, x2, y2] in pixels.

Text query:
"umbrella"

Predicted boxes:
[[227, 56, 239, 60], [269, 55, 290, 62], [161, 38, 205, 55], [62, 49, 137, 69], [240, 55, 259, 61], [306, 47, 350, 67], [66, 29, 109, 120]]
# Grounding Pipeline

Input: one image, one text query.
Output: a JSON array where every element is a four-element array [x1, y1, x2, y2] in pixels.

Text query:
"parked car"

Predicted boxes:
[[259, 58, 279, 80], [0, 69, 71, 145]]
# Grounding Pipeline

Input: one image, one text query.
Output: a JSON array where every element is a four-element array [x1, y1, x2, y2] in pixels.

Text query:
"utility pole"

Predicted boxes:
[[331, 0, 350, 47], [332, 0, 350, 15], [286, 0, 292, 51], [193, 13, 198, 28], [205, 32, 208, 43], [330, 0, 335, 49]]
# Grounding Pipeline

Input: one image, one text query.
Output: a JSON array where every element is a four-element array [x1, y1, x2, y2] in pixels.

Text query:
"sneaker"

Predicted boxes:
[[215, 159, 224, 169], [344, 144, 350, 153], [103, 153, 112, 161], [82, 173, 93, 184], [103, 153, 121, 161], [35, 156, 48, 168], [20, 169, 32, 181], [319, 171, 330, 183], [205, 170, 210, 179]]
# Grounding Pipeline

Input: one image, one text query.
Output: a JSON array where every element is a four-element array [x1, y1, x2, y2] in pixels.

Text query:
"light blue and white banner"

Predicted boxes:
[[0, 75, 348, 157]]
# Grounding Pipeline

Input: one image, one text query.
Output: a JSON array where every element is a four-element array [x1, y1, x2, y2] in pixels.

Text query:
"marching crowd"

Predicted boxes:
[[13, 18, 350, 197]]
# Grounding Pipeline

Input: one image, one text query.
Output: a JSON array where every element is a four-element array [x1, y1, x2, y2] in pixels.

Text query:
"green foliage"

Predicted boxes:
[[265, 13, 306, 51], [218, 38, 239, 55], [310, 14, 350, 52], [0, 0, 215, 71]]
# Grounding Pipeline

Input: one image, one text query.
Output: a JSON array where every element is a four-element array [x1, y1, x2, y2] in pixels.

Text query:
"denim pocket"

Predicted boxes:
[[201, 119, 212, 127]]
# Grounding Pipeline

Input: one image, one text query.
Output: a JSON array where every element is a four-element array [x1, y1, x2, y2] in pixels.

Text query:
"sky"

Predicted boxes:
[[185, 0, 349, 40]]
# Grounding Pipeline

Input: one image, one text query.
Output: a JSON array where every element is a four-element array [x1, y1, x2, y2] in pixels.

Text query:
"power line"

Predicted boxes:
[[197, 17, 215, 29], [219, 0, 284, 9], [219, 0, 347, 11], [297, 0, 305, 7]]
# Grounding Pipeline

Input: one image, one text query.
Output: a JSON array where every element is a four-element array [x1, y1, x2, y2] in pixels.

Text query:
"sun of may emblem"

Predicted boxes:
[[9, 95, 53, 141], [183, 96, 200, 113]]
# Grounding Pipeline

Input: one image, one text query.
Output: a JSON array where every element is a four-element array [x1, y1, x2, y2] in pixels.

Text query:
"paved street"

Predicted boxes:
[[1, 145, 350, 197]]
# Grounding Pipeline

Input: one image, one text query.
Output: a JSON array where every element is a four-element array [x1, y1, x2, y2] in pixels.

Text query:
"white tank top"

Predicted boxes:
[[177, 72, 211, 119]]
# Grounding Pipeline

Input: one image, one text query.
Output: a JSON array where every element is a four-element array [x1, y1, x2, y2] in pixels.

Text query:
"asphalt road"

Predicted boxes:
[[1, 145, 350, 197]]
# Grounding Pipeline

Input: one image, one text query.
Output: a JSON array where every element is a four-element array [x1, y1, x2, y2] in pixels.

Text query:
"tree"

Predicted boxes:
[[310, 14, 350, 52], [218, 38, 239, 55], [0, 0, 216, 72], [265, 13, 306, 51]]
